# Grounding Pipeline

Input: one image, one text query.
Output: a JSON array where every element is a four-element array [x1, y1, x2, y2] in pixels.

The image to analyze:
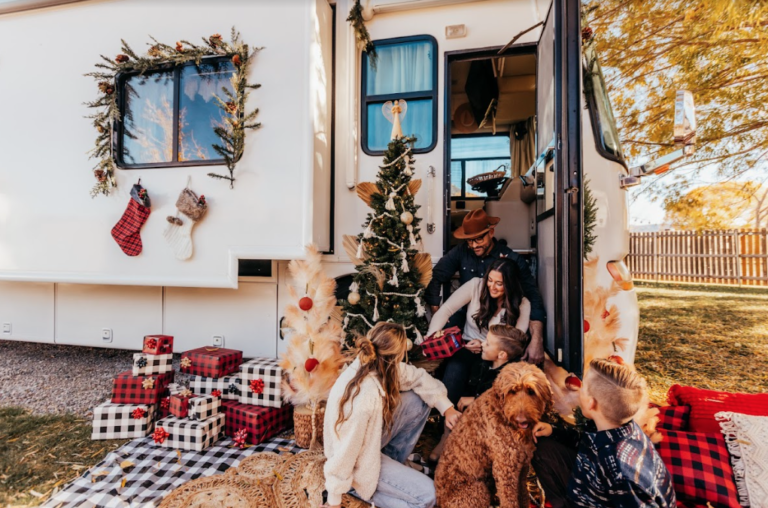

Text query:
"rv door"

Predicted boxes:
[[535, 0, 584, 376]]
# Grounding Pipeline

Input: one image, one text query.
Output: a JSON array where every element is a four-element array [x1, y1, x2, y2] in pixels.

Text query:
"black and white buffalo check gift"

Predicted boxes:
[[189, 395, 221, 421], [92, 401, 155, 440], [154, 413, 225, 452], [190, 374, 241, 400], [239, 357, 283, 408], [132, 352, 173, 376]]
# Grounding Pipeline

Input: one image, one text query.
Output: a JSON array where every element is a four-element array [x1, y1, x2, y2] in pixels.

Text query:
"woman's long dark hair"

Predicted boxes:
[[473, 258, 525, 331]]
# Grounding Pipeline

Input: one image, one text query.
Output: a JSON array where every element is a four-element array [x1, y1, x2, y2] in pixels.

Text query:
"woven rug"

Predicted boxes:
[[43, 436, 302, 508]]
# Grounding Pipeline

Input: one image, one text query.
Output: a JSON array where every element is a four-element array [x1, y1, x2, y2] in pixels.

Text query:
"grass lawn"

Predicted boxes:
[[0, 408, 127, 507], [634, 282, 768, 403], [1, 283, 766, 506]]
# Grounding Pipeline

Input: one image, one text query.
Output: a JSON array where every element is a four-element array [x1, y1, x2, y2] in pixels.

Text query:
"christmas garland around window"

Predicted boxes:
[[85, 28, 261, 197]]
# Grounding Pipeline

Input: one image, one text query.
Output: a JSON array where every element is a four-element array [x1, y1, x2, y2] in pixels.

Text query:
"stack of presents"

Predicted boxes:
[[91, 334, 292, 452]]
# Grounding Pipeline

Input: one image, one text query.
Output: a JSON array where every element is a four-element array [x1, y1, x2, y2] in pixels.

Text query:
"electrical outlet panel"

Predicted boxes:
[[102, 328, 112, 342], [2, 323, 10, 334], [212, 335, 224, 347]]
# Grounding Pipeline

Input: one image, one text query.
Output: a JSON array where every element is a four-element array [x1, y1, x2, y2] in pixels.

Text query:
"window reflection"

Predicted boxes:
[[122, 71, 175, 164]]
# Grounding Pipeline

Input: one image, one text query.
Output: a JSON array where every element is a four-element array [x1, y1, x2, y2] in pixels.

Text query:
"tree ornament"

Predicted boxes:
[[299, 296, 313, 311], [400, 211, 413, 225], [584, 320, 590, 333], [152, 427, 169, 444], [304, 357, 320, 372], [406, 338, 413, 351], [564, 375, 582, 391], [348, 291, 361, 305]]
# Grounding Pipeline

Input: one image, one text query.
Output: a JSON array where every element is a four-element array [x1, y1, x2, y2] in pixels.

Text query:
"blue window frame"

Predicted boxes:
[[361, 35, 438, 155]]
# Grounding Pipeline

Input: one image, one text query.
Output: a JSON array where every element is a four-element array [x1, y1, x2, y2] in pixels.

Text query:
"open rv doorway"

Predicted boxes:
[[442, 44, 539, 294]]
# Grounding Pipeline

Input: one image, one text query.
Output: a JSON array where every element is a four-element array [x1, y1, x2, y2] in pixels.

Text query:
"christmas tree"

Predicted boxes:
[[341, 100, 432, 348], [279, 245, 346, 409]]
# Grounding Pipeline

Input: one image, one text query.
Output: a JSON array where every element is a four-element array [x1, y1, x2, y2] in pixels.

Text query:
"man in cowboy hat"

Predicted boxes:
[[425, 209, 546, 363]]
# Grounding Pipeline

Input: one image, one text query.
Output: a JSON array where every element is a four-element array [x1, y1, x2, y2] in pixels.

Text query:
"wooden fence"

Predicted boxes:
[[628, 229, 768, 286]]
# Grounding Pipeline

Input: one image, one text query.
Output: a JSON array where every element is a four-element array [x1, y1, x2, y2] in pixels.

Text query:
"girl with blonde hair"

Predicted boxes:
[[322, 322, 461, 508]]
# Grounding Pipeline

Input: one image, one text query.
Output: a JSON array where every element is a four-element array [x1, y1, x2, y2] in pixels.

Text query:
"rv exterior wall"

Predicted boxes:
[[0, 0, 331, 288]]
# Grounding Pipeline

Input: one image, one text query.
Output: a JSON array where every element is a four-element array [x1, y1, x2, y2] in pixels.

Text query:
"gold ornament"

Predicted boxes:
[[348, 291, 361, 305], [400, 211, 413, 225], [406, 338, 413, 351]]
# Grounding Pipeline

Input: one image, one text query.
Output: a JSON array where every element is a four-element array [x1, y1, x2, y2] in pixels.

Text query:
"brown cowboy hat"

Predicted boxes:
[[454, 209, 501, 239], [453, 102, 478, 134]]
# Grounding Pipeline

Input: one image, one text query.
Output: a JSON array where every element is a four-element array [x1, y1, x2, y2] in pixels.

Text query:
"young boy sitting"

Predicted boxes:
[[532, 358, 676, 508], [457, 324, 527, 411], [430, 324, 527, 463]]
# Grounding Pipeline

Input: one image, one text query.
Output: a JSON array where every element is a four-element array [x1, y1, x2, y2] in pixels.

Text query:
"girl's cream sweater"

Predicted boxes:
[[323, 358, 453, 505]]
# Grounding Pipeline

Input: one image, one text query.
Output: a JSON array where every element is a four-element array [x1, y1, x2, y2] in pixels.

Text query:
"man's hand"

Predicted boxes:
[[532, 422, 552, 443], [430, 305, 439, 314], [444, 406, 462, 430], [458, 397, 475, 412], [521, 321, 545, 364], [465, 339, 483, 354]]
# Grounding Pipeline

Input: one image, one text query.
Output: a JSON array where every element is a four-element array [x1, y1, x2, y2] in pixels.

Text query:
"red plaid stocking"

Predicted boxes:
[[111, 185, 151, 256]]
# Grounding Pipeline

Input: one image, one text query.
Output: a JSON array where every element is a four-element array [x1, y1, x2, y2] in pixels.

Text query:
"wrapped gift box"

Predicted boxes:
[[239, 357, 283, 408], [169, 393, 194, 419], [180, 347, 242, 378], [153, 413, 225, 452], [132, 353, 173, 377], [156, 397, 171, 420], [143, 335, 174, 355], [91, 401, 155, 440], [111, 371, 174, 405], [420, 327, 464, 360], [222, 400, 292, 445], [189, 395, 221, 421], [190, 374, 241, 401]]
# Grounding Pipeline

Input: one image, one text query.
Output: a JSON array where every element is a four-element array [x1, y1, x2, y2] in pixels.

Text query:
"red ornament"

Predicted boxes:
[[565, 375, 582, 391], [249, 378, 265, 394], [211, 389, 222, 397], [601, 309, 610, 320], [304, 357, 319, 373], [152, 427, 169, 444], [232, 54, 242, 67], [607, 355, 625, 365], [131, 407, 147, 419], [583, 320, 590, 333], [160, 397, 170, 409], [299, 296, 313, 311], [233, 428, 248, 449]]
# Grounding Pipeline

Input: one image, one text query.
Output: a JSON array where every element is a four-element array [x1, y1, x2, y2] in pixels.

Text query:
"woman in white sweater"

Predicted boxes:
[[426, 258, 530, 462], [322, 322, 461, 508]]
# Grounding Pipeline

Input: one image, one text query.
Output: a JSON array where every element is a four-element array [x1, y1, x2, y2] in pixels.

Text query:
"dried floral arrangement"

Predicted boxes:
[[85, 28, 261, 196]]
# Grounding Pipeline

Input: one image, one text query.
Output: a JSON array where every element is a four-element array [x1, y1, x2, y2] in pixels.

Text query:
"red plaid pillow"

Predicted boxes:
[[667, 385, 768, 433], [655, 430, 740, 508], [657, 405, 691, 431]]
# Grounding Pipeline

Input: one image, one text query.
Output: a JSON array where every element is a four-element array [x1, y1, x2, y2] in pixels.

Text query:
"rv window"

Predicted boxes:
[[451, 135, 510, 199], [117, 58, 236, 168], [361, 36, 438, 155], [583, 45, 625, 164]]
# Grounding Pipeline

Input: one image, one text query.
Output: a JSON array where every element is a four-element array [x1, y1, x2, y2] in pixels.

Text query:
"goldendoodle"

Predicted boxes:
[[435, 362, 553, 508]]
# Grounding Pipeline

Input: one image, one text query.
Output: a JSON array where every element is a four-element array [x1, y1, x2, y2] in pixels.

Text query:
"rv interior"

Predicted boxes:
[[448, 53, 537, 253]]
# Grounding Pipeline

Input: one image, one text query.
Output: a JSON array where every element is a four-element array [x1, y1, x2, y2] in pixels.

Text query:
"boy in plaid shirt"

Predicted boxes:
[[532, 358, 675, 508]]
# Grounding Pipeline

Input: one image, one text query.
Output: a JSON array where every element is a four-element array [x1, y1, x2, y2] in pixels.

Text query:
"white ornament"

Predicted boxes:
[[373, 295, 380, 321], [415, 296, 426, 317], [385, 191, 397, 211], [400, 211, 413, 225], [406, 338, 413, 351], [404, 167, 413, 177], [407, 224, 417, 247], [348, 291, 361, 305]]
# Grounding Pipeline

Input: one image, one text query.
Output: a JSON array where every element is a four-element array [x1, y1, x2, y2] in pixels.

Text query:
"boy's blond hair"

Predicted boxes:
[[488, 324, 527, 360], [586, 358, 647, 425]]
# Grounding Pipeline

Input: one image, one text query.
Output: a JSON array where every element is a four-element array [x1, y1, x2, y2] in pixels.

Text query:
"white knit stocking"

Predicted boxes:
[[163, 214, 197, 260]]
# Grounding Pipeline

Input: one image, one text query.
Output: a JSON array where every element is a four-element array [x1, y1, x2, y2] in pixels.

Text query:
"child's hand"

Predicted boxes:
[[532, 422, 552, 443], [465, 339, 483, 353], [458, 397, 475, 411], [444, 407, 462, 430]]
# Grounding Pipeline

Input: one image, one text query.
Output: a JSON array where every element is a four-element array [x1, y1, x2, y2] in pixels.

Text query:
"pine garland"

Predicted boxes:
[[85, 27, 261, 196], [583, 179, 598, 259], [347, 0, 377, 68]]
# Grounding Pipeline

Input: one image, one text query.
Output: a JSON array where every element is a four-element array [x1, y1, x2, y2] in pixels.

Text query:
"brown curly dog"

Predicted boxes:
[[434, 362, 553, 508]]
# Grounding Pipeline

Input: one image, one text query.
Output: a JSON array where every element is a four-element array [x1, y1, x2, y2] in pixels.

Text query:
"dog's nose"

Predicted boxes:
[[515, 417, 530, 429]]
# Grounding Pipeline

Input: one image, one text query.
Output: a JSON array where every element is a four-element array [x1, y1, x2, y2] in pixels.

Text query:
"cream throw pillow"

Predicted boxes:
[[716, 411, 768, 508]]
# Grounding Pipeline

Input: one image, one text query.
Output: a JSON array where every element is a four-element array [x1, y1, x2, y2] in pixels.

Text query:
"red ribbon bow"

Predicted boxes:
[[234, 428, 248, 449], [146, 338, 158, 350], [249, 379, 265, 394], [131, 407, 147, 419], [152, 427, 169, 444], [211, 389, 222, 398]]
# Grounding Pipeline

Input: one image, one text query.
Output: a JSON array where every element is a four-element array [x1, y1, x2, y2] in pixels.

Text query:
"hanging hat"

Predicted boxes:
[[453, 102, 478, 134], [453, 209, 501, 239]]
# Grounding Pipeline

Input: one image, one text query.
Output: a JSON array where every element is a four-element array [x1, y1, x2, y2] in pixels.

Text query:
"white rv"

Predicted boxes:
[[0, 0, 693, 385]]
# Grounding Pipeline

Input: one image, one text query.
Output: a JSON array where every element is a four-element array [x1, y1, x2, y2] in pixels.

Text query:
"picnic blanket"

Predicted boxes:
[[43, 436, 302, 508]]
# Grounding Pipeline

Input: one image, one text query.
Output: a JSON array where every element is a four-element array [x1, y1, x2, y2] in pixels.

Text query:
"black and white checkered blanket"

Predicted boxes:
[[43, 436, 302, 508]]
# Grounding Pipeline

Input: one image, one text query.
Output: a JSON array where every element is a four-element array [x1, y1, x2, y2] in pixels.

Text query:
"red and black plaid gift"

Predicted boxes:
[[156, 397, 171, 420], [420, 327, 464, 360], [142, 335, 174, 355], [180, 347, 242, 378], [169, 393, 194, 419], [111, 371, 174, 405], [222, 400, 292, 445]]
